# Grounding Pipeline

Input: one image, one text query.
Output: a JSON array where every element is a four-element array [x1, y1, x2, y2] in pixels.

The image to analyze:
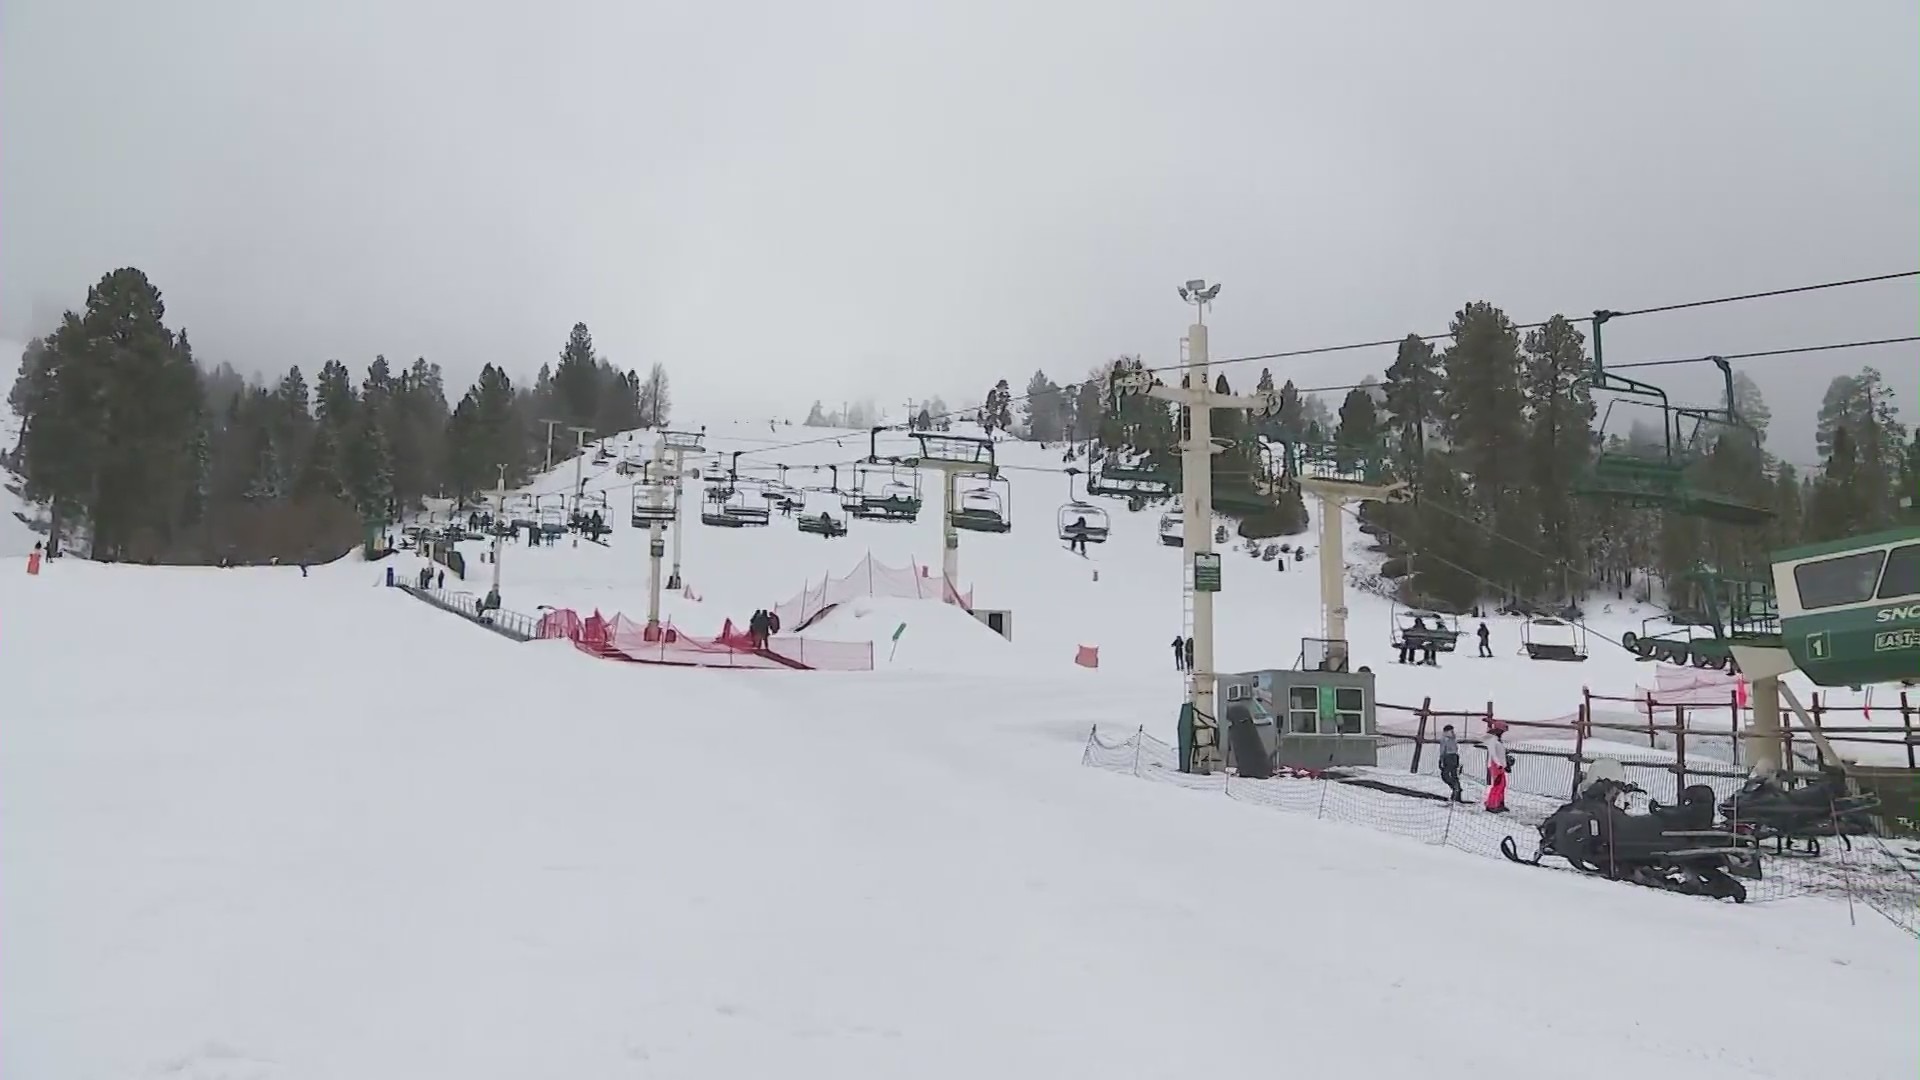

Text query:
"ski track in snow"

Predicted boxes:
[[2, 420, 1913, 1079]]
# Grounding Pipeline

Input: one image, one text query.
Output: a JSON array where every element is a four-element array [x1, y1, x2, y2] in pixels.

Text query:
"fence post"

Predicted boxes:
[[1645, 692, 1658, 748], [1904, 692, 1914, 771], [1571, 700, 1589, 801], [1810, 692, 1826, 769], [1673, 704, 1687, 797], [1132, 724, 1144, 776], [1730, 689, 1744, 769], [1410, 697, 1432, 775]]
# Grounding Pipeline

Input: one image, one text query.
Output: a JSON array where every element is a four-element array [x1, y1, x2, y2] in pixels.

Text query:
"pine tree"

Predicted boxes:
[[1519, 315, 1596, 594], [1381, 334, 1439, 479], [1730, 371, 1770, 447], [1022, 371, 1064, 441], [315, 360, 356, 429], [637, 363, 671, 428], [552, 323, 601, 427], [1333, 386, 1381, 471], [1808, 425, 1867, 541], [1439, 301, 1531, 597], [981, 379, 1014, 435]]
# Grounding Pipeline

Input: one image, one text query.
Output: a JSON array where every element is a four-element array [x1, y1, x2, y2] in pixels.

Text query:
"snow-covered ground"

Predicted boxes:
[[5, 560, 1916, 1078], [5, 418, 1916, 1078]]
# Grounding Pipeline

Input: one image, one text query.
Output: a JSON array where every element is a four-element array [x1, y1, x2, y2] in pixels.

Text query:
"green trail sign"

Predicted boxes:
[[1193, 552, 1222, 593]]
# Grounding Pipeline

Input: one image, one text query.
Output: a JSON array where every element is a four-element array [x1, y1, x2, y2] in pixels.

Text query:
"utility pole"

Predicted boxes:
[[1115, 280, 1280, 774], [488, 463, 507, 607], [566, 425, 594, 504], [538, 419, 566, 475]]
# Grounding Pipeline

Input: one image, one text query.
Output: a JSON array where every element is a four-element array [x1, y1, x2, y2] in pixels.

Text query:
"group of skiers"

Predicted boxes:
[[747, 608, 783, 650], [1436, 720, 1511, 812], [1396, 619, 1498, 665]]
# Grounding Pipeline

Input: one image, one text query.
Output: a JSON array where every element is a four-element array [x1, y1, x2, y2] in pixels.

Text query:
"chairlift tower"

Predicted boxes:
[[488, 463, 508, 606], [643, 439, 670, 631], [1112, 280, 1285, 774], [894, 427, 997, 602], [660, 428, 705, 589]]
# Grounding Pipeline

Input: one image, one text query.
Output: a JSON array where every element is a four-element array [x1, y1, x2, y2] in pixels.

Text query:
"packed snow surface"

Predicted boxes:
[[4, 420, 1916, 1078]]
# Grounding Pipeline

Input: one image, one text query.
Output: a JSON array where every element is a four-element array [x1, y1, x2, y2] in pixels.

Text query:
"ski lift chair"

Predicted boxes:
[[1522, 616, 1589, 661], [1157, 510, 1184, 547], [630, 485, 677, 529], [859, 478, 923, 522], [950, 485, 1011, 533], [722, 488, 771, 526], [797, 510, 848, 538], [1390, 607, 1461, 655], [1057, 501, 1110, 544]]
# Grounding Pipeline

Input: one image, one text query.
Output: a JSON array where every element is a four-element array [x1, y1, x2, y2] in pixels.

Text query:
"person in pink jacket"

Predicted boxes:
[[1484, 721, 1511, 813]]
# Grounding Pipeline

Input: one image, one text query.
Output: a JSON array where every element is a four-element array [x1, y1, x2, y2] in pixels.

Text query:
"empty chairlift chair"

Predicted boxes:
[[1522, 616, 1589, 662], [630, 484, 677, 529], [950, 484, 1011, 533], [1157, 510, 1184, 547]]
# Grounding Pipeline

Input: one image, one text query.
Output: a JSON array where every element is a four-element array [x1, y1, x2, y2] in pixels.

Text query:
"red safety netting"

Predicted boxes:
[[771, 553, 972, 632], [535, 608, 873, 671]]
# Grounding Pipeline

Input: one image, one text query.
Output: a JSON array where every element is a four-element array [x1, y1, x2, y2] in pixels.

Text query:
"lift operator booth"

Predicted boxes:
[[1204, 667, 1380, 774]]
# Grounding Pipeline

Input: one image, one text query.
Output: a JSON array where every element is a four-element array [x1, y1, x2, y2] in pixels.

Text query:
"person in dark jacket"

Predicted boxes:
[[1477, 621, 1493, 658], [1183, 636, 1195, 672], [1437, 723, 1465, 803], [1171, 635, 1186, 672]]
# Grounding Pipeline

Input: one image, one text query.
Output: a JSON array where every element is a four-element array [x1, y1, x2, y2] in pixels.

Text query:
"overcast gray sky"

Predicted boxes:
[[3, 0, 1913, 461]]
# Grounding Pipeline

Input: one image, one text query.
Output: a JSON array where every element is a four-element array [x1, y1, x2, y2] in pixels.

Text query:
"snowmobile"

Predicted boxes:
[[1717, 763, 1879, 856], [1500, 778, 1758, 902]]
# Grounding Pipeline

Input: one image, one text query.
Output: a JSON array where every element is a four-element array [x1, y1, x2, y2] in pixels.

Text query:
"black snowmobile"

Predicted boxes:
[[1501, 778, 1758, 902], [1717, 763, 1879, 856]]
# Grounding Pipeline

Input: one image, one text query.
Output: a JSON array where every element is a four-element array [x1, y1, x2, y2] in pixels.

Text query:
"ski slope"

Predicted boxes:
[[4, 559, 1915, 1079], [4, 420, 1916, 1078], [422, 422, 1900, 754]]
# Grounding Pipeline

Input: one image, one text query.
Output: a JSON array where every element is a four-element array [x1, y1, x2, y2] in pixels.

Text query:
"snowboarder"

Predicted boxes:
[[1477, 621, 1492, 658], [1066, 516, 1089, 556], [1171, 635, 1187, 672], [1437, 724, 1465, 803], [749, 610, 767, 650], [1484, 721, 1511, 813]]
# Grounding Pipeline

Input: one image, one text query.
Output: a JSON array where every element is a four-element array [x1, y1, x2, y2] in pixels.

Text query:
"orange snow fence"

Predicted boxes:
[[1075, 645, 1099, 668], [26, 551, 41, 575]]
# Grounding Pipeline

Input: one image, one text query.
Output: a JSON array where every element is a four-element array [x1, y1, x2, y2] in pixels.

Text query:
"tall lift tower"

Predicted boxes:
[[1111, 280, 1284, 774]]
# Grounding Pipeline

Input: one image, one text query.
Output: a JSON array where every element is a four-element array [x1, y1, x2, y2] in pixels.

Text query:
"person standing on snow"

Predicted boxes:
[[1183, 637, 1195, 672], [1438, 723, 1465, 803], [1477, 621, 1493, 658], [1483, 721, 1512, 813]]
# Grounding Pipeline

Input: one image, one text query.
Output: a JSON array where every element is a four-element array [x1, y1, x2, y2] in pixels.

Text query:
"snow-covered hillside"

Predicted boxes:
[[4, 419, 1915, 1078], [4, 558, 1915, 1079], [417, 421, 1899, 754]]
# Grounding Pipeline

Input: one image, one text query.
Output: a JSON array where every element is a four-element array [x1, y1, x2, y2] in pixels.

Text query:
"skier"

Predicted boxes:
[[1477, 621, 1493, 658], [1171, 635, 1187, 672], [1067, 515, 1089, 556], [1483, 721, 1511, 813], [1437, 723, 1465, 803]]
